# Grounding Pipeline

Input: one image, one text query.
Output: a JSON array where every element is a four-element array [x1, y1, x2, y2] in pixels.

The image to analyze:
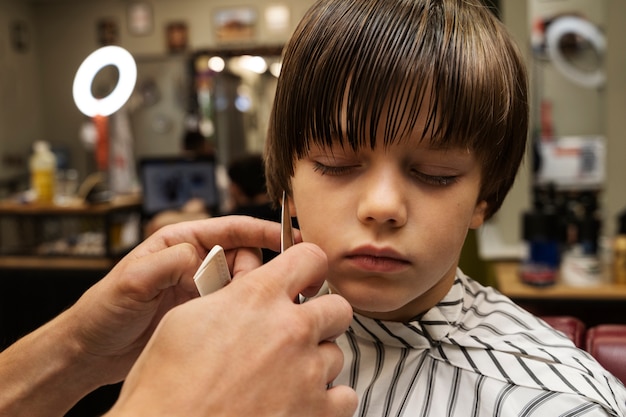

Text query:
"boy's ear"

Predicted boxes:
[[469, 200, 488, 229]]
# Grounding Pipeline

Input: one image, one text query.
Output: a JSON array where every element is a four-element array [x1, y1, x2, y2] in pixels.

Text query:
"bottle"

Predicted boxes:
[[29, 141, 57, 203], [520, 208, 561, 286], [561, 215, 602, 287], [613, 210, 626, 285]]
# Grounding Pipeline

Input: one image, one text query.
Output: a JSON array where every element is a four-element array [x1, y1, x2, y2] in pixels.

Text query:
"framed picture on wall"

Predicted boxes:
[[166, 21, 188, 53], [213, 7, 257, 43], [97, 18, 119, 46], [127, 2, 154, 36]]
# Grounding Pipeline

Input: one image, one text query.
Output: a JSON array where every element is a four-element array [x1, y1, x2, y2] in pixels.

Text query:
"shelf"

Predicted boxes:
[[0, 193, 141, 215], [0, 255, 116, 270], [0, 193, 142, 271], [494, 262, 626, 300]]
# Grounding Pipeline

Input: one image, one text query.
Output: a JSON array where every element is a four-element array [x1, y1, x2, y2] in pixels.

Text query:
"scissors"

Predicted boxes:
[[281, 191, 299, 303], [281, 191, 294, 253]]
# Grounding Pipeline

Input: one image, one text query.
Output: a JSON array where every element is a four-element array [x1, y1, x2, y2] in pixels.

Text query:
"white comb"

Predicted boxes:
[[193, 245, 231, 296]]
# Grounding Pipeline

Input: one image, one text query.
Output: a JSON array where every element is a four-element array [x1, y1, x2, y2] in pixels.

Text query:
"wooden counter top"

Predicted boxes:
[[0, 256, 115, 270], [0, 193, 141, 215], [494, 262, 626, 300]]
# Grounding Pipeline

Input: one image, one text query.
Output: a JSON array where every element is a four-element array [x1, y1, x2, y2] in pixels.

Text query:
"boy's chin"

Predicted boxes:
[[330, 284, 424, 321], [351, 304, 421, 322]]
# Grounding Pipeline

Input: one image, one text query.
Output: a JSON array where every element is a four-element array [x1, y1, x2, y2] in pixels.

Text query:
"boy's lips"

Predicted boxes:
[[344, 246, 411, 273]]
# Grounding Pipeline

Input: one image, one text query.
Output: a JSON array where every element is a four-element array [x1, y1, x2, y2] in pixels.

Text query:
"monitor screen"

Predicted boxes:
[[139, 156, 219, 217]]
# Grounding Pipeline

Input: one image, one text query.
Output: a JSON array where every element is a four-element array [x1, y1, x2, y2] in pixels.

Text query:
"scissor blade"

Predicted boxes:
[[281, 191, 300, 304], [281, 191, 294, 253]]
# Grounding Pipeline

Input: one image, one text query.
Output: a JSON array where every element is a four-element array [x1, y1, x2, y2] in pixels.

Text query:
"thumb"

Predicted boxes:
[[239, 243, 328, 301]]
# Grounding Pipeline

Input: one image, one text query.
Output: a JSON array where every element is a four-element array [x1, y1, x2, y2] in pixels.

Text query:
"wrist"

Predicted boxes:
[[0, 309, 104, 417]]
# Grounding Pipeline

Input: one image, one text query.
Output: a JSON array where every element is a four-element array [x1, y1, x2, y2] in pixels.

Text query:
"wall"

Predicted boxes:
[[480, 0, 531, 255], [30, 0, 315, 178], [0, 0, 44, 182], [604, 0, 626, 240], [484, 0, 626, 255]]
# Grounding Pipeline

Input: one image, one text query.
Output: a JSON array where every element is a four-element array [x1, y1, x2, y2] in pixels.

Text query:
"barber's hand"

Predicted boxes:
[[65, 216, 288, 386], [107, 243, 358, 417]]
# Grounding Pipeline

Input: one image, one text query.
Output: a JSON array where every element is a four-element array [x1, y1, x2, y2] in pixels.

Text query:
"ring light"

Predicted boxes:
[[546, 16, 606, 89], [73, 46, 137, 117]]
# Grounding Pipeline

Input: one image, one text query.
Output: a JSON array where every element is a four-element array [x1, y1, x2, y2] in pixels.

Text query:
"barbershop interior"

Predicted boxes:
[[0, 0, 625, 414]]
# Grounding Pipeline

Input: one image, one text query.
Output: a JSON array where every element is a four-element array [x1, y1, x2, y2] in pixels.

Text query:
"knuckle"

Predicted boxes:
[[282, 312, 314, 342]]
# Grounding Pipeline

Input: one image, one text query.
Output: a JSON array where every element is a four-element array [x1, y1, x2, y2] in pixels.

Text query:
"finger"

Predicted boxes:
[[165, 216, 284, 254], [229, 247, 263, 278], [302, 294, 353, 343], [113, 242, 201, 300], [129, 216, 284, 261], [325, 385, 359, 417], [318, 340, 345, 385]]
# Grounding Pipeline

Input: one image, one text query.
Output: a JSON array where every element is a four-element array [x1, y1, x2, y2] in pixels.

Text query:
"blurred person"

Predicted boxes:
[[144, 197, 209, 236], [146, 153, 282, 263], [144, 127, 214, 236], [225, 153, 281, 262]]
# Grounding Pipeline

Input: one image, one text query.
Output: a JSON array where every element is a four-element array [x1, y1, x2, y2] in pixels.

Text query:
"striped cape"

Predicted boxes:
[[329, 270, 626, 416]]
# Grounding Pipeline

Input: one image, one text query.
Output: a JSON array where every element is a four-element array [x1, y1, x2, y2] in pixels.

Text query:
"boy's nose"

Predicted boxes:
[[356, 168, 408, 227]]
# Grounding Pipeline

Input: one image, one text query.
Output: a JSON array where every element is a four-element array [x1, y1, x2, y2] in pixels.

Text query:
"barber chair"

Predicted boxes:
[[586, 324, 626, 384], [541, 315, 586, 348]]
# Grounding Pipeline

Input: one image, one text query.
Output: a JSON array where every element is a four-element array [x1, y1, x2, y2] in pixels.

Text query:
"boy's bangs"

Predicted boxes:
[[268, 0, 528, 217], [276, 1, 510, 157], [281, 0, 507, 156]]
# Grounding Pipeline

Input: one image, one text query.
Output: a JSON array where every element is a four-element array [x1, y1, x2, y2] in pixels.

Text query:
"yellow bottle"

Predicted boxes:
[[29, 141, 57, 203], [614, 238, 626, 285]]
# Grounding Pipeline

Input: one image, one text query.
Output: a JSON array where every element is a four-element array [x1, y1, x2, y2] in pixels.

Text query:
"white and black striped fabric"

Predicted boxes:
[[328, 270, 626, 416]]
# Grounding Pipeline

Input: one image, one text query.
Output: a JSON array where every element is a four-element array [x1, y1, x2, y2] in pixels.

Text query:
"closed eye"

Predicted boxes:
[[312, 162, 357, 176], [412, 171, 458, 187]]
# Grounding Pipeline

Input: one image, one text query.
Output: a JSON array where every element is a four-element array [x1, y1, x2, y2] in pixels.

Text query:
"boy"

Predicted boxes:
[[265, 0, 626, 415]]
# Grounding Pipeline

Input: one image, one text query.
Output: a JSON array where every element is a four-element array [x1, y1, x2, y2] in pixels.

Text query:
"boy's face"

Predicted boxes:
[[288, 112, 487, 322]]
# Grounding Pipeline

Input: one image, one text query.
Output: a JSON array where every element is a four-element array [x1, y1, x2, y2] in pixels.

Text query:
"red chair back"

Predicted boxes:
[[586, 325, 626, 384], [541, 315, 586, 348]]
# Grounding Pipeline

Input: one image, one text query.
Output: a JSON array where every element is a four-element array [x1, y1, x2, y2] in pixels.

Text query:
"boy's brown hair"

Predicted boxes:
[[265, 0, 528, 220]]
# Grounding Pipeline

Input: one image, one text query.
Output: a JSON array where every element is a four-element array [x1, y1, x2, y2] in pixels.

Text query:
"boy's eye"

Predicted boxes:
[[411, 171, 458, 187], [312, 162, 356, 176]]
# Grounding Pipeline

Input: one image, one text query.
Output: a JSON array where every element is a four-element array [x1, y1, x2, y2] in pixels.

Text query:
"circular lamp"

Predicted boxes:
[[72, 45, 137, 116], [546, 16, 606, 89]]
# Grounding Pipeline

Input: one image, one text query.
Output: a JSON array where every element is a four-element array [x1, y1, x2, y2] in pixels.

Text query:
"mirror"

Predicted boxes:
[[545, 15, 606, 89], [529, 0, 607, 138], [189, 46, 282, 166], [127, 47, 282, 169], [127, 54, 190, 161]]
